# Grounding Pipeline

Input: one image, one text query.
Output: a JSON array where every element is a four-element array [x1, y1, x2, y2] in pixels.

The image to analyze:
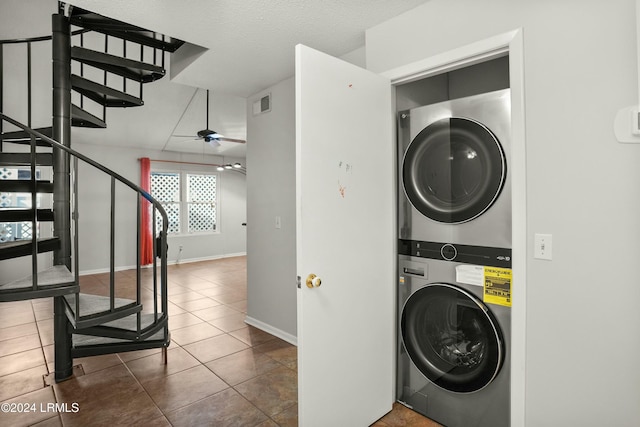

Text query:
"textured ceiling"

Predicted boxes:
[[3, 0, 429, 156], [65, 0, 428, 97]]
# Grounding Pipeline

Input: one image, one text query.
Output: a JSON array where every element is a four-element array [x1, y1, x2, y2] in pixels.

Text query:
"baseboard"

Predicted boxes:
[[244, 316, 297, 346], [79, 264, 139, 276], [79, 252, 247, 276], [172, 252, 247, 266]]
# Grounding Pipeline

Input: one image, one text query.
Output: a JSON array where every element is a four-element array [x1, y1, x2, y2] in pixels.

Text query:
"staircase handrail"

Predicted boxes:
[[0, 112, 167, 221], [1, 29, 89, 137], [1, 112, 169, 336], [0, 29, 90, 45]]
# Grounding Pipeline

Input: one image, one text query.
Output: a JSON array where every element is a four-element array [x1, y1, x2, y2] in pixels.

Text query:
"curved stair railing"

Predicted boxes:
[[1, 112, 169, 340]]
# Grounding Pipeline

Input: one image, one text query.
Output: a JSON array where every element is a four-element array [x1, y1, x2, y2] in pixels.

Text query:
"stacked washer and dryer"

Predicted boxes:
[[397, 88, 512, 427]]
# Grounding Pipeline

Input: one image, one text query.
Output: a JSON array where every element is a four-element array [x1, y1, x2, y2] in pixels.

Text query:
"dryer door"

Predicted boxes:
[[401, 283, 504, 393], [402, 117, 506, 224]]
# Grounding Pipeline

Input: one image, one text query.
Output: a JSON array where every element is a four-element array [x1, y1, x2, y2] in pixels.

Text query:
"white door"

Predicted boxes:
[[296, 44, 395, 426]]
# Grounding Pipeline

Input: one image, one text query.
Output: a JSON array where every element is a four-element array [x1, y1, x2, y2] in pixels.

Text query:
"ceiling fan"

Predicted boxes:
[[172, 89, 246, 147]]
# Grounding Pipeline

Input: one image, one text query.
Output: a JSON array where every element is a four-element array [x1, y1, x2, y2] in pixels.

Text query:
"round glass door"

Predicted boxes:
[[401, 284, 504, 393], [402, 117, 506, 223]]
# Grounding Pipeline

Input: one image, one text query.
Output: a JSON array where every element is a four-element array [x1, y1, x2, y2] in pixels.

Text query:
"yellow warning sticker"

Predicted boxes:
[[484, 267, 512, 307]]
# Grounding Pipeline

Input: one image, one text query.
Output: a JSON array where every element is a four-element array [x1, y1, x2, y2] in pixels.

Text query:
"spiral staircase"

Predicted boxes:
[[0, 3, 184, 381]]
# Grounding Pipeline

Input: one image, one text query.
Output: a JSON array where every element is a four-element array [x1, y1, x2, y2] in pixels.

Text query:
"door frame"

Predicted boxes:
[[380, 29, 527, 427]]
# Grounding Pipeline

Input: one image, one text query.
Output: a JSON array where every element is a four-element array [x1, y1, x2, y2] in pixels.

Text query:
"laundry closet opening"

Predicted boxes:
[[395, 54, 513, 427], [395, 55, 510, 111]]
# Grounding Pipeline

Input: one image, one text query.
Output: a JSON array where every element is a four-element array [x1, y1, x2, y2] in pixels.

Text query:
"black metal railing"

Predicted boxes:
[[0, 28, 166, 144], [0, 29, 91, 149], [0, 112, 169, 339]]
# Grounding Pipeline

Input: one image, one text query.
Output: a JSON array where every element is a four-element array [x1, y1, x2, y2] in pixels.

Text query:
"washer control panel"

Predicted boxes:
[[398, 239, 512, 268]]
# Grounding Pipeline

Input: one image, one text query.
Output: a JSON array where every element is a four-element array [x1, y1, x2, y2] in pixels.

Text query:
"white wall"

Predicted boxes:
[[0, 145, 238, 282], [0, 0, 56, 40], [367, 0, 640, 425], [246, 77, 297, 342], [72, 142, 246, 273], [244, 47, 368, 343], [0, 0, 57, 132]]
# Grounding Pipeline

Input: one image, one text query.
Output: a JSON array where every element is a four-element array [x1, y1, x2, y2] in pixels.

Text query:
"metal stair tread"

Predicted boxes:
[[0, 208, 54, 222], [100, 312, 163, 330], [2, 106, 108, 133], [71, 46, 165, 83], [73, 328, 165, 346], [63, 293, 140, 319], [71, 74, 143, 108], [0, 153, 53, 166], [69, 8, 184, 52], [0, 237, 61, 261], [75, 312, 168, 341], [0, 179, 54, 193], [1, 127, 53, 145], [0, 265, 74, 289], [71, 104, 106, 128]]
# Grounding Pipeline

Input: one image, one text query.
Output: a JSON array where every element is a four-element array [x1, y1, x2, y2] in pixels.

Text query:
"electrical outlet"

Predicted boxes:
[[534, 234, 552, 260]]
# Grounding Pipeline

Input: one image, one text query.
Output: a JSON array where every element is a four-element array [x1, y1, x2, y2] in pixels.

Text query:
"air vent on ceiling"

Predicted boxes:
[[252, 93, 271, 115]]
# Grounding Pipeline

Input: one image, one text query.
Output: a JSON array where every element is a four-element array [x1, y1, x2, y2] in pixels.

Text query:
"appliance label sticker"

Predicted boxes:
[[455, 265, 484, 287], [483, 267, 512, 307]]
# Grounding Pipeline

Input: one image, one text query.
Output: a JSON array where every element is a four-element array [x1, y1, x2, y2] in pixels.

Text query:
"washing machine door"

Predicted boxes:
[[402, 117, 506, 224], [401, 283, 504, 393]]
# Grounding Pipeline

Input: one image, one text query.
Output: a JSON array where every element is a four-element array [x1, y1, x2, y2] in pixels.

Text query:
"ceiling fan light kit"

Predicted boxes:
[[216, 162, 244, 172]]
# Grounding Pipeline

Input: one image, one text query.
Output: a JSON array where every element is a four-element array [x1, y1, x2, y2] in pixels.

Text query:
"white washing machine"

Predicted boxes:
[[396, 89, 512, 426]]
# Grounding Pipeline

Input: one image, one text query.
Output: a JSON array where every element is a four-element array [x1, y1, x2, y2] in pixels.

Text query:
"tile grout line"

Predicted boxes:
[[119, 351, 174, 426], [31, 299, 52, 379]]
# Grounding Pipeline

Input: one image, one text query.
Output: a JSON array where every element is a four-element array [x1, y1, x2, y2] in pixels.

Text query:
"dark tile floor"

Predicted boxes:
[[0, 256, 438, 426]]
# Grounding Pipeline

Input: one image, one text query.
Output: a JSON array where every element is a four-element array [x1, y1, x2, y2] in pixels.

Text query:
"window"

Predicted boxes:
[[187, 173, 217, 233], [0, 167, 42, 242], [150, 171, 218, 235]]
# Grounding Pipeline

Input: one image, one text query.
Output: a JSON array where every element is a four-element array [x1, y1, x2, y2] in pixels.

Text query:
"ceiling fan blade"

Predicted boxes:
[[218, 137, 247, 144], [172, 134, 197, 138]]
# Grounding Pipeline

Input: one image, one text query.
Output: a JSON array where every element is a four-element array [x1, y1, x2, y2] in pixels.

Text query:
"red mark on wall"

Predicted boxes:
[[338, 161, 352, 199]]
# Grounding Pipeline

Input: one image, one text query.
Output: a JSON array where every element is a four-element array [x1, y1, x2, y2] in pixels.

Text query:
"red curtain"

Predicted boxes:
[[140, 157, 153, 265]]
